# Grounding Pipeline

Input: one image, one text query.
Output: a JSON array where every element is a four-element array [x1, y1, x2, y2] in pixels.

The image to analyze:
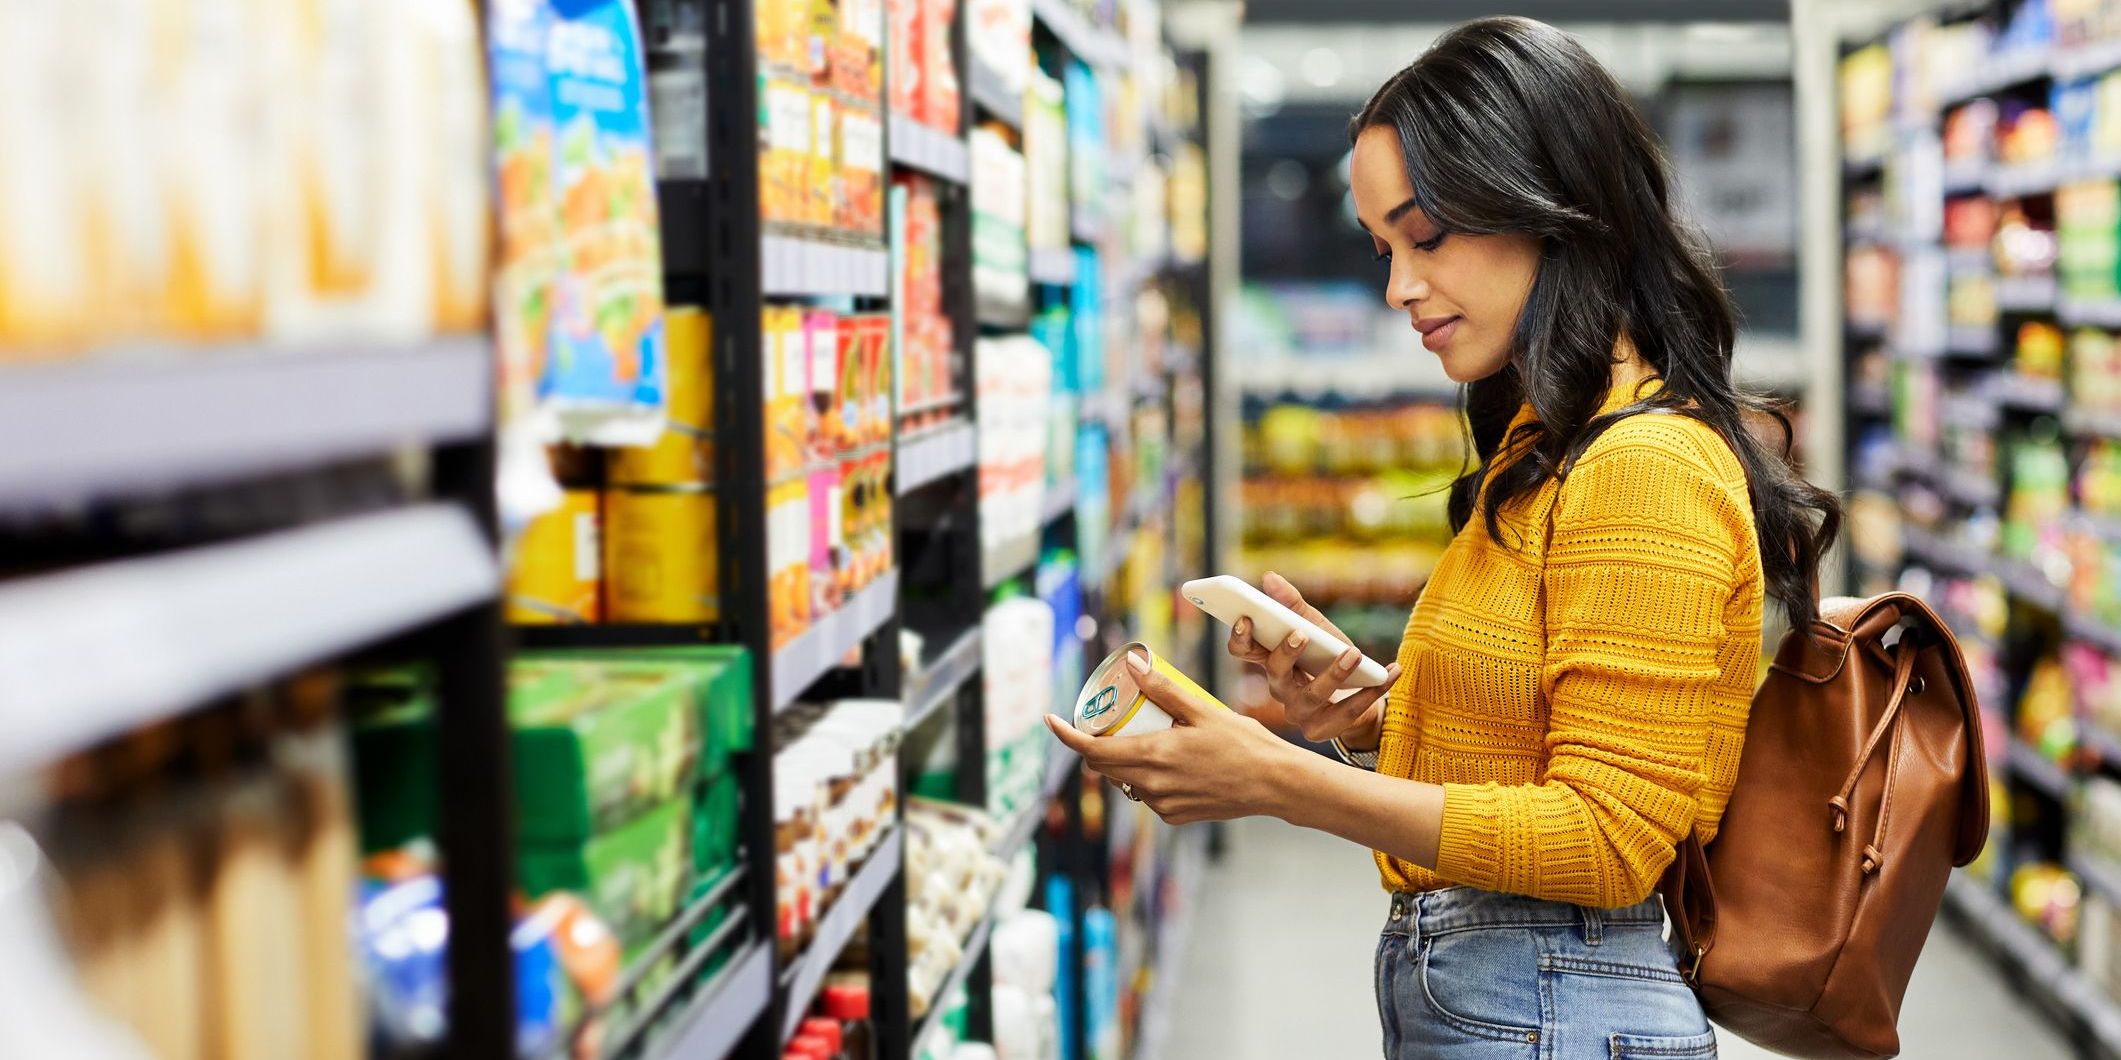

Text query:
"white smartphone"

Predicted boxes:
[[1179, 575, 1392, 688]]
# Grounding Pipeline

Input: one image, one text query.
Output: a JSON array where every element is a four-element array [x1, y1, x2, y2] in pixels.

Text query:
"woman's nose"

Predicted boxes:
[[1385, 260, 1427, 311]]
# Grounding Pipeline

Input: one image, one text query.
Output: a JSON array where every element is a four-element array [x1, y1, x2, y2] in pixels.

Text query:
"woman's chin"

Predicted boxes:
[[1435, 350, 1509, 385]]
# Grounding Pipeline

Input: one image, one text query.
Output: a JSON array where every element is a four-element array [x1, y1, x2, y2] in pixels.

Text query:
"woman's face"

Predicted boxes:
[[1350, 124, 1539, 384]]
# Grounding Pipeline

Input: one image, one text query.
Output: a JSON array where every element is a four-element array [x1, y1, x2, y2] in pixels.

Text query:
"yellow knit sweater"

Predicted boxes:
[[1375, 382, 1763, 907]]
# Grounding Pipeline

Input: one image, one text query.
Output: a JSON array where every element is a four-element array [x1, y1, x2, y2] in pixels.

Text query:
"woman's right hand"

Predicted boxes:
[[1227, 572, 1400, 747]]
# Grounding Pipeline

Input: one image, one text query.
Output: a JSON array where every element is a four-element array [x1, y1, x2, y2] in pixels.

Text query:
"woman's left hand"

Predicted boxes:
[[1043, 652, 1300, 825]]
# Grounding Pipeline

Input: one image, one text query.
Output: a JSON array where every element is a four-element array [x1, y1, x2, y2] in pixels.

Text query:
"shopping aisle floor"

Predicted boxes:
[[1166, 816, 2073, 1060]]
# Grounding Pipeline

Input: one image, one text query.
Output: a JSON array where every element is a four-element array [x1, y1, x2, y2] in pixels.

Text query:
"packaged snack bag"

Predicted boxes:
[[540, 0, 668, 445]]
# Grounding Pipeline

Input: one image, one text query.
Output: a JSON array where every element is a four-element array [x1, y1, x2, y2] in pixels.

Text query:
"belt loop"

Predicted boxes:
[[1581, 904, 1603, 946]]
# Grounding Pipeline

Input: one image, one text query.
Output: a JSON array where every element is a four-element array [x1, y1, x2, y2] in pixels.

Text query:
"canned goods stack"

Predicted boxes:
[[507, 306, 722, 626]]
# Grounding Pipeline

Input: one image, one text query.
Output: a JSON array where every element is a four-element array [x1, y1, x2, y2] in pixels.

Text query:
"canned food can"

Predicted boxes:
[[506, 489, 602, 624], [1072, 642, 1227, 737], [611, 308, 716, 486], [604, 484, 720, 623]]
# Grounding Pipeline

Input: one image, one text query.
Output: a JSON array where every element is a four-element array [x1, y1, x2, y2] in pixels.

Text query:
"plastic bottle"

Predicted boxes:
[[822, 984, 875, 1060]]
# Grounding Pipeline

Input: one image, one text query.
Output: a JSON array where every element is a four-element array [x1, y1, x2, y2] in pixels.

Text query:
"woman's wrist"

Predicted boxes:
[[1338, 703, 1385, 752]]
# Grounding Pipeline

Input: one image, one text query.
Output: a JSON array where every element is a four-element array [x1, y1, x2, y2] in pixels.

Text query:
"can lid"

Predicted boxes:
[[1074, 646, 1151, 736]]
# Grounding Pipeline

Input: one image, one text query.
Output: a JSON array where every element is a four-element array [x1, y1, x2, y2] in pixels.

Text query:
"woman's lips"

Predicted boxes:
[[1417, 315, 1461, 352]]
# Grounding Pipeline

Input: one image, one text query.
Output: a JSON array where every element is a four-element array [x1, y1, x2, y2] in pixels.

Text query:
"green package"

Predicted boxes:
[[349, 690, 439, 855], [523, 646, 754, 778], [691, 771, 742, 876], [519, 797, 694, 950], [510, 661, 701, 844]]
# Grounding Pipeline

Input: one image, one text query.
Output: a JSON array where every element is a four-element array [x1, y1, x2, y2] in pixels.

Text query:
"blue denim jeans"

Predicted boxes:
[[1376, 887, 1718, 1059]]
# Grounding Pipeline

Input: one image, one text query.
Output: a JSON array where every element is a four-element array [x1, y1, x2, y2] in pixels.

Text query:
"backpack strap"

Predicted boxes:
[[1663, 833, 1718, 984]]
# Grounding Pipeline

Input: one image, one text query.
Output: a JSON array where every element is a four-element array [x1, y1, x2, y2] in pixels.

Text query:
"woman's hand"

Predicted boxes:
[[1226, 572, 1399, 748], [1045, 650, 1302, 825]]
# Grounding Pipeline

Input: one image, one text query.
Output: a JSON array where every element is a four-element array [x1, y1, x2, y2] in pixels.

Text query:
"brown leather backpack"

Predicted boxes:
[[1660, 593, 1990, 1059]]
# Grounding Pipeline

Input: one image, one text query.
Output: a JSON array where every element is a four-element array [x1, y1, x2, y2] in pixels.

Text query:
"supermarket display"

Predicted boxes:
[[1840, 3, 2121, 1051], [0, 0, 1216, 1054]]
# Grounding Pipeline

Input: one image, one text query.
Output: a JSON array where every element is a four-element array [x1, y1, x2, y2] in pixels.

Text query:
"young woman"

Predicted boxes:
[[1045, 16, 1840, 1059]]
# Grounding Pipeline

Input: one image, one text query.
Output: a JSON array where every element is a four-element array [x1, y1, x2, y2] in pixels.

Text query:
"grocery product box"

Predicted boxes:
[[519, 796, 693, 951], [508, 661, 702, 844]]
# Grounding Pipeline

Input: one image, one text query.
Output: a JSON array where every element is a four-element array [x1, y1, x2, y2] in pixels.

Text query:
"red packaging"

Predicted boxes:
[[920, 0, 960, 133]]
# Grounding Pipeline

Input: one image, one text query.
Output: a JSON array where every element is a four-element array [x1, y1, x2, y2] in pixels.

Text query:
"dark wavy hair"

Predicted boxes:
[[1350, 16, 1839, 631]]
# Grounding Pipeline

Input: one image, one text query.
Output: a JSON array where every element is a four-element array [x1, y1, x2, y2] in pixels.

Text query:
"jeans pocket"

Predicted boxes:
[[1417, 934, 1543, 1044], [1609, 1029, 1718, 1058]]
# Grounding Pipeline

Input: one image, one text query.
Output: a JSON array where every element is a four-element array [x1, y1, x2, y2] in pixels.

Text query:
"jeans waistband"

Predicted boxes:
[[1382, 886, 1665, 941]]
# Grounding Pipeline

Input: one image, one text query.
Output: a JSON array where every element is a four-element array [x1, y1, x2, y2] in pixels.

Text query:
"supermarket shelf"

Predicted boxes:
[[640, 940, 773, 1060], [1942, 160, 1987, 195], [904, 626, 982, 731], [590, 867, 753, 1059], [1944, 873, 2121, 1055], [975, 291, 1033, 330], [2067, 612, 2121, 657], [1900, 451, 2001, 509], [2053, 37, 2121, 81], [2065, 406, 2121, 439], [2080, 512, 2121, 545], [2009, 738, 2073, 801], [1986, 158, 2063, 199], [2001, 560, 2068, 614], [1029, 246, 1078, 286], [1901, 524, 1990, 574], [1844, 152, 1886, 180], [968, 60, 1022, 131], [1847, 317, 1890, 341], [993, 745, 1079, 861], [982, 532, 1040, 590], [1992, 373, 2067, 413], [1937, 47, 2050, 106], [779, 826, 905, 1043], [887, 113, 970, 184], [1043, 476, 1078, 524], [761, 234, 890, 298], [1849, 384, 1892, 417], [772, 571, 901, 711], [2061, 297, 2121, 328], [1943, 325, 2000, 357], [1031, 0, 1128, 67], [2074, 851, 2121, 908], [1996, 274, 2060, 312], [1071, 209, 1103, 246], [896, 421, 976, 495], [0, 504, 496, 777], [2085, 725, 2121, 770], [0, 338, 489, 510], [910, 913, 997, 1055]]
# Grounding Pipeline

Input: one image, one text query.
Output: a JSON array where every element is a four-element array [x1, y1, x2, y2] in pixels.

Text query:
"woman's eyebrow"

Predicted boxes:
[[1384, 196, 1420, 224]]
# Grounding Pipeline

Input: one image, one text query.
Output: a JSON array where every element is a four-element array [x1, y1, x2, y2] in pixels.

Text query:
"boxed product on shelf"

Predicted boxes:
[[773, 700, 907, 960], [2057, 178, 2120, 301], [519, 795, 693, 953], [888, 0, 962, 131], [972, 125, 1030, 309], [508, 487, 605, 624], [1026, 70, 1070, 255], [2073, 327, 2121, 414], [1064, 61, 1106, 233], [967, 0, 1030, 95], [898, 176, 961, 417], [982, 595, 1055, 820], [976, 335, 1054, 552], [842, 107, 887, 235], [763, 77, 816, 227]]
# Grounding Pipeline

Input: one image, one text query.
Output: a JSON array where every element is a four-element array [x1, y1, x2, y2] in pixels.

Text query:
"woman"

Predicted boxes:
[[1045, 16, 1840, 1059]]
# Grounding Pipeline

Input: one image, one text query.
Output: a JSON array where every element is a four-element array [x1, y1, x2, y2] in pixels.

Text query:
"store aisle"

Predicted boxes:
[[1166, 815, 2073, 1060]]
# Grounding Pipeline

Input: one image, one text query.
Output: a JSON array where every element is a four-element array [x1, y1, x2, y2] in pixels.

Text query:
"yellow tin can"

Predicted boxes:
[[611, 308, 716, 486], [604, 484, 720, 623], [1072, 642, 1228, 737], [506, 489, 602, 624]]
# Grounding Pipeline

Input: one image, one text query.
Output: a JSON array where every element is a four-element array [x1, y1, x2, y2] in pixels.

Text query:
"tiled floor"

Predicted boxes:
[[1167, 816, 2072, 1059]]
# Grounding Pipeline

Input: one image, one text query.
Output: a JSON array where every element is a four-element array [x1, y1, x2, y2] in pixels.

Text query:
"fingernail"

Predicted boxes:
[[1338, 649, 1358, 670], [1125, 649, 1151, 674], [1387, 663, 1403, 680], [1289, 634, 1307, 650], [1236, 618, 1250, 635]]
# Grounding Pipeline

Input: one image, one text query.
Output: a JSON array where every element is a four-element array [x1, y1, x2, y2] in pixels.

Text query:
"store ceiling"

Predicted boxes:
[[1243, 0, 1789, 24]]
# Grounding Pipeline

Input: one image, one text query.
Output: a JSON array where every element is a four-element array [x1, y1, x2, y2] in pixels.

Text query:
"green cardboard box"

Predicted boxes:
[[519, 796, 694, 951]]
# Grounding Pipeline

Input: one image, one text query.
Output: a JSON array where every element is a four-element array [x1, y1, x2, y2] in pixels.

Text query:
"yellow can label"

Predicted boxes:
[[604, 487, 720, 623], [506, 490, 602, 624]]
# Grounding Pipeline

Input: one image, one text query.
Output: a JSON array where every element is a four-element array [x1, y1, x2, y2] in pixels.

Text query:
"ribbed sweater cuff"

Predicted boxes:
[[1434, 782, 1513, 893]]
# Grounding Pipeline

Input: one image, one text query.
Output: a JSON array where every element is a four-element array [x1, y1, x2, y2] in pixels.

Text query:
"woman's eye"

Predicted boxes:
[[1413, 232, 1447, 252], [1373, 249, 1392, 263]]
